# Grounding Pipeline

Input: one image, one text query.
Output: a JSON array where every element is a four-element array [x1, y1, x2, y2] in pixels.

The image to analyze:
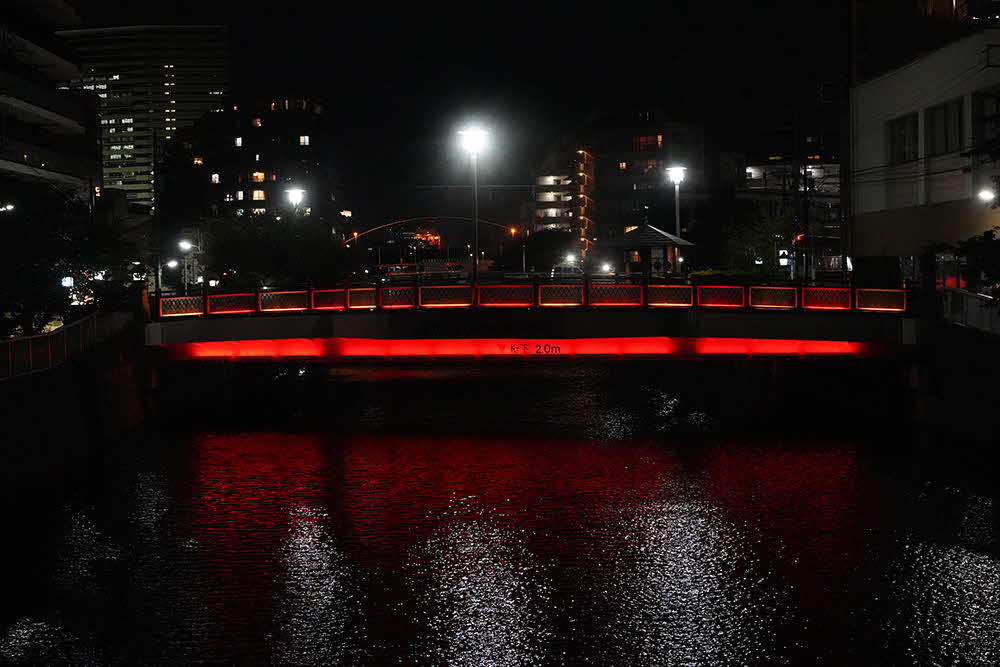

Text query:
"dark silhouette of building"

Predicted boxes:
[[158, 98, 345, 228], [0, 0, 100, 198]]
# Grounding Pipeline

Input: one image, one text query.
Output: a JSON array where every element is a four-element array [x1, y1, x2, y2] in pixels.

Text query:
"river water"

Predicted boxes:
[[1, 362, 998, 665]]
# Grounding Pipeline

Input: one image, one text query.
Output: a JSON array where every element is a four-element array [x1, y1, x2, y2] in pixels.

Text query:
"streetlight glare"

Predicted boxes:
[[510, 227, 517, 236], [166, 259, 179, 268], [178, 240, 194, 251], [287, 188, 305, 205], [667, 166, 687, 184], [458, 126, 489, 155], [978, 189, 995, 202], [565, 254, 576, 263]]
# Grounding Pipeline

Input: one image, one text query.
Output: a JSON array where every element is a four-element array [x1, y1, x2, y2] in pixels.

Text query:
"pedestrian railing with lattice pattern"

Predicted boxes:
[[539, 284, 584, 307], [259, 290, 309, 312], [207, 293, 256, 314], [420, 285, 475, 307], [589, 284, 642, 307], [311, 289, 345, 310], [478, 284, 534, 307], [697, 286, 745, 308], [2, 309, 130, 382], [647, 285, 693, 307], [855, 289, 906, 312], [159, 295, 204, 317], [802, 287, 851, 311], [347, 288, 378, 309], [749, 286, 797, 310], [381, 286, 417, 309], [151, 281, 911, 320]]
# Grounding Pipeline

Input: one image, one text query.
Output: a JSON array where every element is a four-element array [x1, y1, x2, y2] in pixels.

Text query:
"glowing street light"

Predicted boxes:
[[510, 227, 517, 236], [458, 125, 489, 283], [667, 166, 687, 274], [565, 253, 576, 263], [166, 259, 179, 268], [978, 188, 995, 202], [286, 188, 305, 206], [178, 239, 197, 251]]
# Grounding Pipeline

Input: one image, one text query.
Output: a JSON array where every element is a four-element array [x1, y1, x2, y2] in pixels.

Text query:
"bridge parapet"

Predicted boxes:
[[152, 281, 908, 320]]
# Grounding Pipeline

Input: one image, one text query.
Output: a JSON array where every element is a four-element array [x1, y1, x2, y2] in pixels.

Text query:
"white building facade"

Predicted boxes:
[[852, 28, 1000, 263]]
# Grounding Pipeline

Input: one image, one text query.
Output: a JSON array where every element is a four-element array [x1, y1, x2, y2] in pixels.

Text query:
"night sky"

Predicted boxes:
[[73, 2, 847, 228]]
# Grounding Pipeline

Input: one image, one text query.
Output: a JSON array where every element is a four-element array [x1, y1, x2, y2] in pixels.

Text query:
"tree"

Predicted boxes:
[[954, 226, 1000, 293], [204, 214, 351, 288], [0, 182, 139, 338], [721, 205, 794, 275]]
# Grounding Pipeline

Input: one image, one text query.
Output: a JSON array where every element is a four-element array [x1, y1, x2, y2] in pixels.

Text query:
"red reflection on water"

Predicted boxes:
[[334, 435, 674, 560], [186, 433, 330, 653], [701, 443, 865, 578]]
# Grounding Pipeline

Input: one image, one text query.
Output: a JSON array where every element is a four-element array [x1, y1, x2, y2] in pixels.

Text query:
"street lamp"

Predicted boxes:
[[286, 188, 305, 215], [667, 166, 687, 274], [458, 125, 489, 283], [978, 188, 995, 202]]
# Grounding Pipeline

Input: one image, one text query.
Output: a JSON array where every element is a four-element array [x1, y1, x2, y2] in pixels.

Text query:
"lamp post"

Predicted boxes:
[[667, 166, 686, 273], [178, 240, 201, 294], [158, 259, 178, 291], [458, 126, 489, 283]]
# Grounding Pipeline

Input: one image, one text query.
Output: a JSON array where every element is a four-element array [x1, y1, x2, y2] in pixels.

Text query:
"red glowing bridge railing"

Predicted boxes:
[[152, 281, 909, 320]]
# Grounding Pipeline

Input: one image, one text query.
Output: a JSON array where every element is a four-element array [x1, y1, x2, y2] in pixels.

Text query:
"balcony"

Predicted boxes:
[[0, 69, 90, 134], [0, 136, 100, 183]]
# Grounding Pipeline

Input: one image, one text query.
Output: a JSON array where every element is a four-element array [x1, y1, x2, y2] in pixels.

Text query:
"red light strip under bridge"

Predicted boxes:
[[163, 336, 877, 361]]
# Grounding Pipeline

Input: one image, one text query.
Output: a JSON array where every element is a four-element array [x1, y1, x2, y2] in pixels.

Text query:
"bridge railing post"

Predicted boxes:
[[531, 273, 540, 309], [641, 273, 649, 308], [307, 282, 314, 312], [202, 281, 209, 318], [583, 271, 591, 308]]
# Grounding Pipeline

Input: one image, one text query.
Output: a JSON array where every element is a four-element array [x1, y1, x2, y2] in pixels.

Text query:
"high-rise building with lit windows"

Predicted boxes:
[[56, 25, 230, 210]]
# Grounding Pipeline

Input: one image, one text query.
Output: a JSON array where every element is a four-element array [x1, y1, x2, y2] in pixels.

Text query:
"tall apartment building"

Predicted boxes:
[[57, 25, 230, 210], [0, 1, 100, 195], [529, 108, 704, 253], [530, 146, 596, 253]]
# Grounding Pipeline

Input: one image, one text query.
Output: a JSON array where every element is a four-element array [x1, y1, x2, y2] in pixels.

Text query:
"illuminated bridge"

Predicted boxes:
[[143, 280, 924, 363]]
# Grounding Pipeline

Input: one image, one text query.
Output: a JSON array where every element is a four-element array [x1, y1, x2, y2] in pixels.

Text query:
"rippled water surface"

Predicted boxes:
[[2, 363, 998, 665]]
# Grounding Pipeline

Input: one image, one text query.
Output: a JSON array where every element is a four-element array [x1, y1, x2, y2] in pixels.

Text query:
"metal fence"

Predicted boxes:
[[151, 281, 910, 321], [942, 287, 1000, 336], [1, 309, 134, 382]]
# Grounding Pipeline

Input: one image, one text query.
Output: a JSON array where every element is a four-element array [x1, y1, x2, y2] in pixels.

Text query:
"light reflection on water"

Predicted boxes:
[[1, 364, 998, 665]]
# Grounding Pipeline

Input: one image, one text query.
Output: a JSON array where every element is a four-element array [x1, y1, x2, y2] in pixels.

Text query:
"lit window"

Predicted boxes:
[[211, 173, 220, 184], [619, 161, 627, 170], [632, 135, 662, 151], [251, 171, 265, 183], [252, 189, 265, 201], [235, 136, 242, 147], [255, 153, 260, 162], [237, 190, 244, 201], [236, 208, 244, 216], [193, 157, 204, 165], [121, 118, 132, 123], [299, 135, 310, 146], [271, 174, 277, 181], [252, 207, 266, 215], [224, 193, 234, 202], [624, 225, 639, 233], [252, 118, 262, 127]]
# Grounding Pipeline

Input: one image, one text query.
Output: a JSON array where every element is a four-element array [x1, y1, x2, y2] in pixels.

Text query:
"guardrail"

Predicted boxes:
[[942, 287, 1000, 336], [152, 281, 908, 320], [0, 310, 135, 381]]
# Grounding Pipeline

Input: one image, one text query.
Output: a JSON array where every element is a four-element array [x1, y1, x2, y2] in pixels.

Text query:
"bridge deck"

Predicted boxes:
[[147, 309, 931, 361]]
